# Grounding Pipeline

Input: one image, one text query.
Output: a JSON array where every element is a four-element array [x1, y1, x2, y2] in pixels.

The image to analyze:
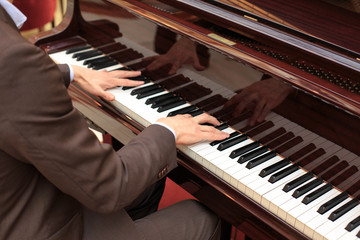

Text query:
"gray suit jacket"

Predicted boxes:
[[0, 5, 177, 240]]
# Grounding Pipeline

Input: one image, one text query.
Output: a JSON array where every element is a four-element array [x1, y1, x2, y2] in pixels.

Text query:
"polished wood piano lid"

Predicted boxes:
[[203, 0, 360, 56]]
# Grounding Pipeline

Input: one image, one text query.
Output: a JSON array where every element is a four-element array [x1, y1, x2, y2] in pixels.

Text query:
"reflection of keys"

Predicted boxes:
[[50, 37, 360, 240]]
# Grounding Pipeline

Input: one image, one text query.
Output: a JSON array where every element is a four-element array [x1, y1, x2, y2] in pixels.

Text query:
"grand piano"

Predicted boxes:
[[31, 0, 360, 239]]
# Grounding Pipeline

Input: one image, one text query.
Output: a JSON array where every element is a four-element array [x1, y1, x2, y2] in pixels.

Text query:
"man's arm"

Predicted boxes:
[[57, 64, 71, 87], [1, 41, 178, 213], [1, 40, 228, 213]]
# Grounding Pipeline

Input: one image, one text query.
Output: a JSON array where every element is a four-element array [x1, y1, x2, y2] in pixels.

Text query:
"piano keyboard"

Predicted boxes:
[[49, 36, 360, 240]]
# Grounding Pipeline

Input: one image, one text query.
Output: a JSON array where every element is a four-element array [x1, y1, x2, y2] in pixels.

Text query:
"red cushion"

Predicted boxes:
[[13, 0, 57, 30]]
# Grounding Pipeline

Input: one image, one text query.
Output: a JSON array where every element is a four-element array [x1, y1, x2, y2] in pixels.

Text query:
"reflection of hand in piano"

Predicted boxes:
[[72, 65, 143, 101], [144, 37, 206, 76], [224, 78, 295, 126], [139, 30, 294, 128], [156, 113, 229, 145]]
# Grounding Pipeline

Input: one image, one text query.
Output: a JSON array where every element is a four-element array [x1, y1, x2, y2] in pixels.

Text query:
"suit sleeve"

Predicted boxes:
[[0, 40, 178, 214], [57, 63, 71, 88]]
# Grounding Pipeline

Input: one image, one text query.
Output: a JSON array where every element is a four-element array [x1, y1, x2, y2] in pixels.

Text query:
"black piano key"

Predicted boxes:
[[89, 57, 115, 67], [145, 93, 174, 105], [238, 146, 268, 164], [318, 192, 348, 214], [283, 172, 314, 192], [66, 45, 91, 54], [230, 141, 260, 159], [217, 134, 248, 151], [93, 61, 119, 70], [269, 164, 299, 183], [201, 123, 215, 126], [259, 158, 290, 177], [292, 178, 323, 198], [157, 100, 186, 112], [329, 198, 359, 221], [167, 105, 197, 117], [210, 132, 240, 146], [215, 123, 228, 130], [90, 58, 118, 69], [131, 84, 161, 95], [152, 96, 180, 108], [73, 50, 102, 60], [189, 109, 204, 117], [123, 85, 137, 91], [83, 56, 110, 65], [358, 230, 360, 238], [246, 151, 277, 169], [345, 215, 360, 232], [302, 183, 333, 205], [137, 88, 164, 99], [113, 67, 130, 71]]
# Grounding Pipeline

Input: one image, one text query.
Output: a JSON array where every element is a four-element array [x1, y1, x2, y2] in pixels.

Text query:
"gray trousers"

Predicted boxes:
[[83, 179, 221, 240]]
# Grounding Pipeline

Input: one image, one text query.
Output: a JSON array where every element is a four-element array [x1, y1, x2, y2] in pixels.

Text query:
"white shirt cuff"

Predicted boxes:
[[152, 122, 176, 140], [67, 64, 74, 82]]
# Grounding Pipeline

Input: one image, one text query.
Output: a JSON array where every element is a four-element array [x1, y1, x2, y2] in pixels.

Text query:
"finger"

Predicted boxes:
[[179, 114, 192, 119], [233, 93, 259, 117], [114, 79, 145, 87], [199, 125, 222, 133], [194, 113, 220, 126], [249, 100, 266, 126], [193, 59, 206, 71], [168, 61, 181, 75], [141, 55, 157, 62], [110, 70, 141, 78], [98, 90, 115, 101], [257, 103, 272, 123], [233, 101, 248, 117], [197, 127, 229, 141], [223, 93, 244, 109]]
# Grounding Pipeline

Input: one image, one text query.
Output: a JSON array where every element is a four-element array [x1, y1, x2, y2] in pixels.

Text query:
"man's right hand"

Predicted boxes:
[[156, 114, 229, 145]]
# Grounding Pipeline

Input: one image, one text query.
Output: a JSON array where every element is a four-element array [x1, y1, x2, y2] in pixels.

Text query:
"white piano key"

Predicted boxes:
[[217, 141, 266, 180], [215, 144, 264, 176], [215, 139, 255, 168], [262, 173, 314, 211], [321, 205, 360, 240], [285, 184, 332, 226], [204, 141, 251, 172], [337, 223, 360, 240], [293, 188, 340, 231], [236, 158, 301, 194], [303, 197, 353, 239], [241, 156, 286, 198], [101, 63, 125, 71], [281, 182, 327, 223]]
